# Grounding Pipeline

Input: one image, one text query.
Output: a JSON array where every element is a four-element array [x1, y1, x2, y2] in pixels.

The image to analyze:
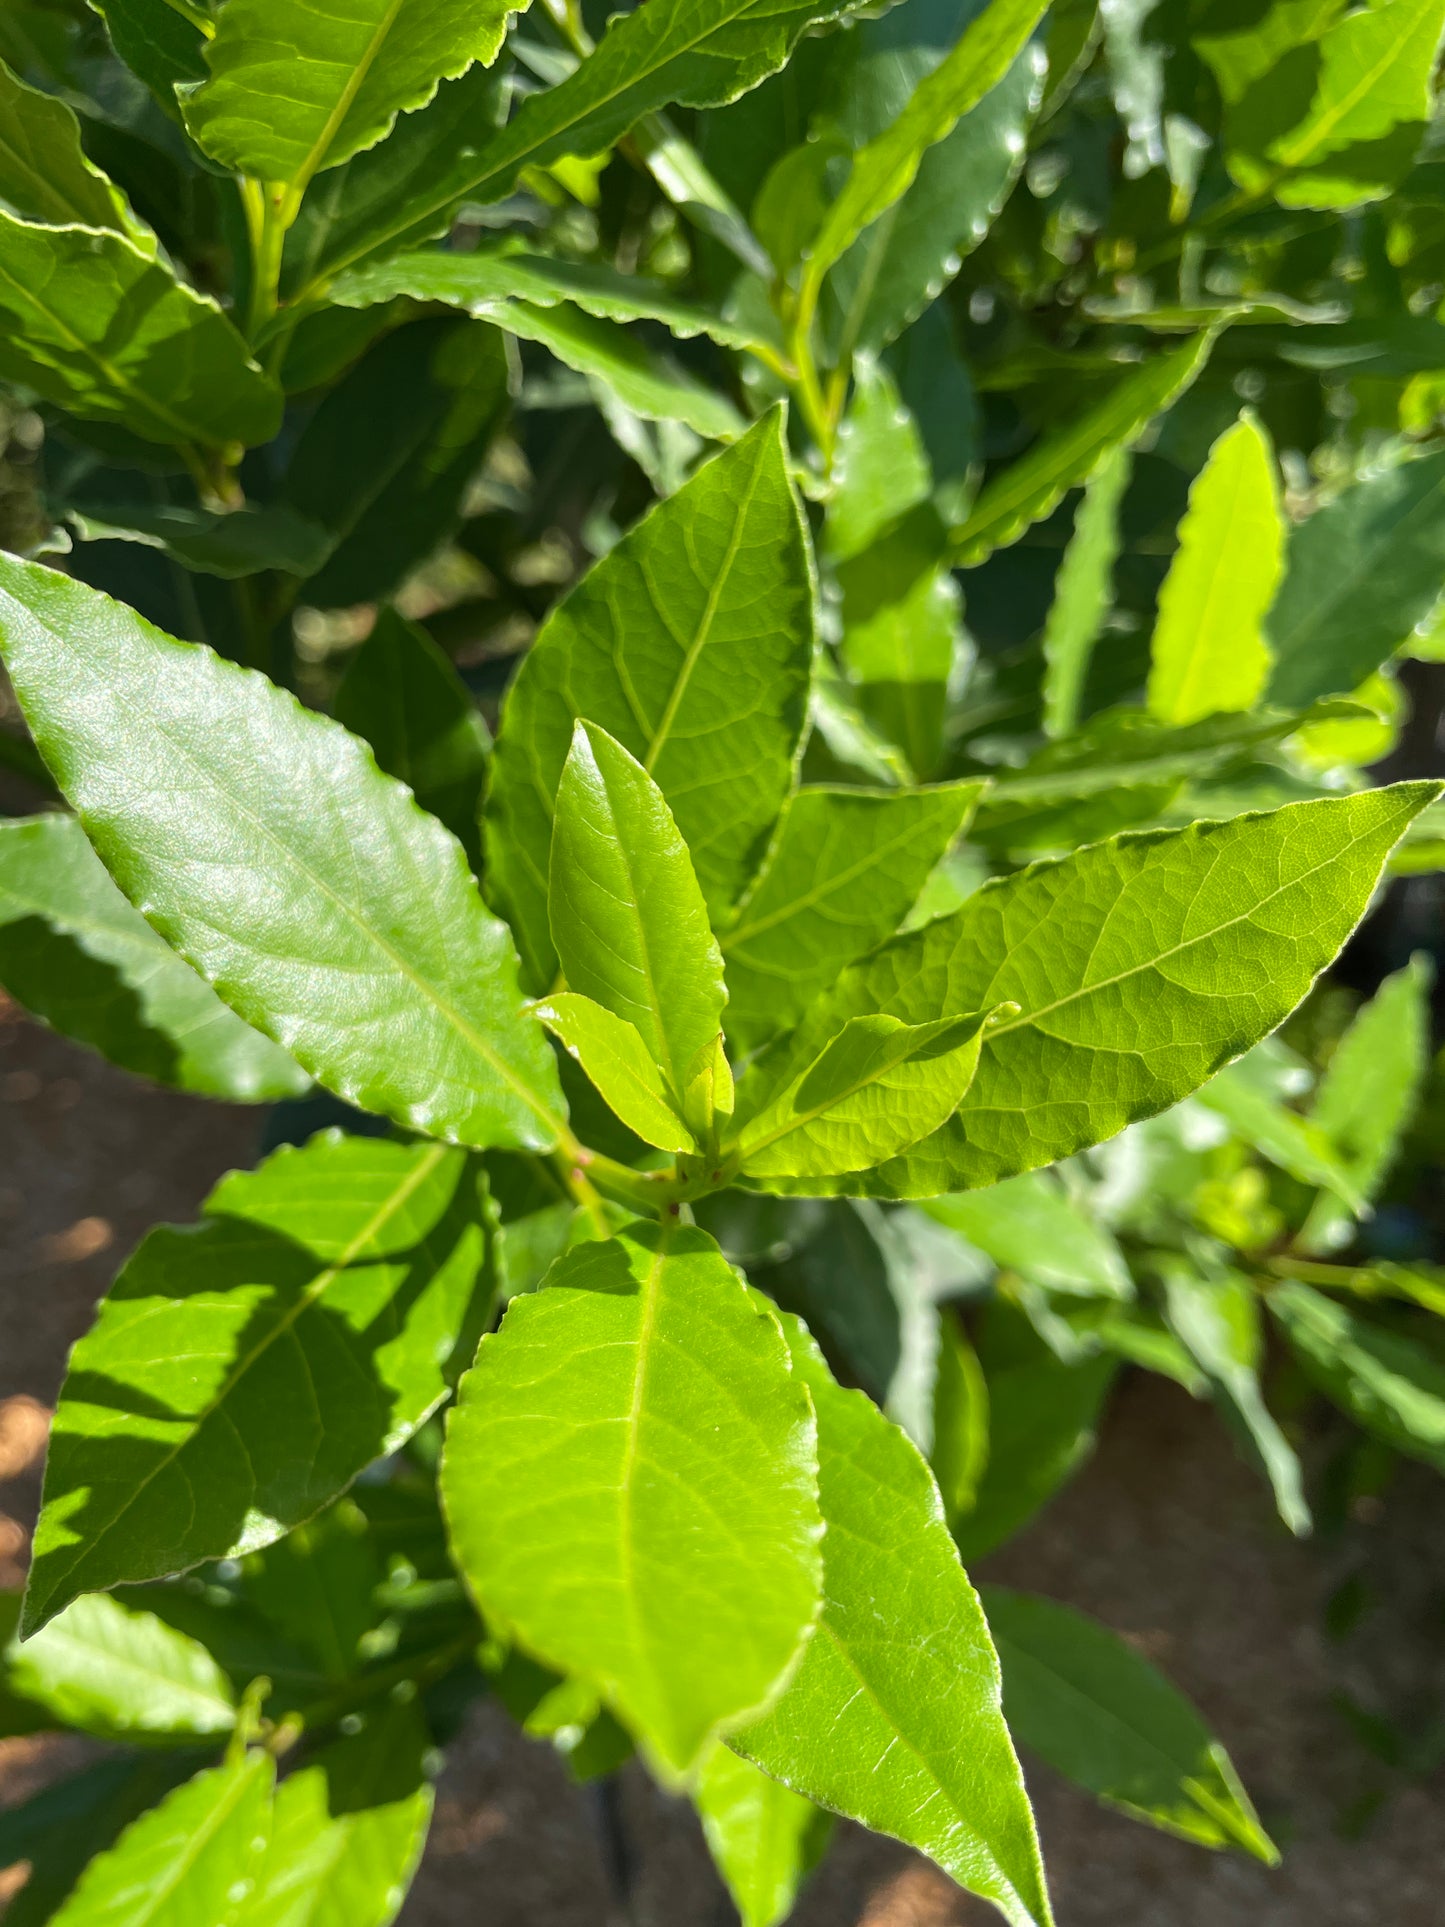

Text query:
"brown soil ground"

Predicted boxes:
[[3, 994, 1444, 1925]]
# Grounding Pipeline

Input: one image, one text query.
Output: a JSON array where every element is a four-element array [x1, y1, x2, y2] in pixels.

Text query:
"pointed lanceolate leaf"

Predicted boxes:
[[0, 216, 281, 451], [183, 0, 517, 189], [533, 994, 698, 1154], [732, 1315, 1053, 1927], [488, 414, 814, 989], [0, 814, 309, 1102], [1147, 413, 1283, 725], [24, 1131, 491, 1634], [6, 1594, 235, 1743], [720, 782, 983, 1051], [48, 1751, 273, 1927], [0, 57, 151, 243], [1269, 1282, 1445, 1473], [920, 1173, 1132, 1300], [1041, 445, 1131, 740], [694, 1746, 831, 1927], [0, 557, 565, 1151], [440, 1220, 823, 1782], [980, 1588, 1278, 1862], [741, 785, 1440, 1195], [92, 1, 210, 116]]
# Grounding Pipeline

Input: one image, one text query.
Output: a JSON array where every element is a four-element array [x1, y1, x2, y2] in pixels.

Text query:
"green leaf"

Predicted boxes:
[[825, 358, 931, 562], [1162, 1262, 1309, 1535], [732, 1008, 993, 1182], [981, 1587, 1278, 1861], [694, 1746, 830, 1927], [63, 502, 332, 581], [0, 215, 281, 451], [91, 1, 210, 115], [1040, 444, 1131, 739], [1193, 1050, 1367, 1209], [732, 1314, 1053, 1927], [283, 315, 510, 611], [24, 1130, 492, 1633], [1266, 447, 1445, 706], [720, 781, 982, 1051], [550, 722, 727, 1120], [329, 244, 773, 358], [1147, 413, 1284, 726], [740, 785, 1441, 1195], [1269, 1281, 1445, 1474], [533, 993, 698, 1153], [930, 1315, 991, 1519], [241, 1498, 382, 1683], [0, 55, 151, 242], [0, 555, 566, 1151], [950, 336, 1211, 564], [487, 413, 814, 990], [298, 0, 880, 285], [183, 0, 516, 191], [440, 1219, 823, 1782], [333, 608, 490, 876], [0, 813, 308, 1102], [919, 1173, 1132, 1299], [6, 1594, 235, 1742], [48, 1750, 274, 1927]]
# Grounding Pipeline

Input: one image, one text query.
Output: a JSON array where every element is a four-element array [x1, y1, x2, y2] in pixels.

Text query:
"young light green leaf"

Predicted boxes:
[[951, 336, 1211, 564], [0, 56, 151, 243], [0, 215, 281, 451], [733, 1009, 993, 1182], [826, 358, 931, 562], [1147, 413, 1283, 725], [48, 1750, 273, 1927], [1040, 443, 1131, 739], [0, 813, 308, 1102], [1269, 1281, 1445, 1473], [92, 0, 210, 115], [6, 1594, 235, 1743], [694, 1746, 830, 1927], [720, 781, 983, 1051], [533, 993, 698, 1154], [333, 608, 490, 876], [440, 1219, 823, 1783], [920, 1173, 1132, 1300], [0, 556, 565, 1151], [732, 1314, 1053, 1927], [981, 1588, 1278, 1861], [550, 721, 727, 1122], [741, 784, 1441, 1196], [1262, 0, 1445, 187], [24, 1131, 491, 1634], [487, 413, 813, 989], [1162, 1262, 1309, 1535], [1267, 447, 1445, 706], [183, 0, 516, 190]]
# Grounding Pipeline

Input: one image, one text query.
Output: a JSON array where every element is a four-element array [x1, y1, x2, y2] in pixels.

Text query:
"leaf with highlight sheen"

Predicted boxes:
[[0, 57, 151, 242]]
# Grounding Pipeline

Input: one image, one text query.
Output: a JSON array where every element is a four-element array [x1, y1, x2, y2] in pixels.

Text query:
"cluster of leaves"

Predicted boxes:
[[0, 0, 1443, 1921]]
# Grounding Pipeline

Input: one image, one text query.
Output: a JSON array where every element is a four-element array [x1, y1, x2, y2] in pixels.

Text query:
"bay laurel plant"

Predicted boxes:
[[0, 0, 1444, 1921]]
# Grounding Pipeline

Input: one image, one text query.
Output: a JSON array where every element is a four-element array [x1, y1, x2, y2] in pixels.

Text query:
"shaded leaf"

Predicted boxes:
[[0, 56, 150, 242], [1041, 444, 1131, 739], [92, 0, 209, 115], [825, 358, 931, 562], [1270, 1281, 1445, 1473]]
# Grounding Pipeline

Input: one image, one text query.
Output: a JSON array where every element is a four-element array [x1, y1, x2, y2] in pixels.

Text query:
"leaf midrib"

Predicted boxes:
[[1276, 0, 1432, 169], [290, 0, 410, 196], [28, 1620, 232, 1726]]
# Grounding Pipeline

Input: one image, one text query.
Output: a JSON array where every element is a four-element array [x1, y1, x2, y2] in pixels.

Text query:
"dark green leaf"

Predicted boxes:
[[1270, 1281, 1445, 1473], [91, 1, 209, 115], [0, 55, 151, 241]]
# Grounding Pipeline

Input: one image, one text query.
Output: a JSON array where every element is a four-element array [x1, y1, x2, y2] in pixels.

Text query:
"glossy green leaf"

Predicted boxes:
[[183, 0, 515, 190], [740, 785, 1440, 1196], [24, 1130, 491, 1633], [826, 358, 931, 561], [48, 1750, 273, 1927], [0, 215, 281, 451], [1040, 444, 1131, 739], [720, 781, 983, 1051], [1270, 1281, 1445, 1473], [732, 1315, 1053, 1927], [694, 1746, 830, 1927], [440, 1219, 823, 1782], [533, 993, 698, 1153], [92, 0, 210, 114], [920, 1173, 1132, 1299], [981, 1587, 1278, 1861], [333, 608, 490, 875], [0, 813, 308, 1102], [1147, 413, 1283, 726], [951, 336, 1211, 564], [487, 413, 813, 989], [732, 1008, 992, 1181], [6, 1593, 234, 1743], [550, 722, 727, 1122], [283, 315, 510, 611], [1267, 447, 1445, 706], [1162, 1263, 1309, 1535], [0, 56, 150, 242], [0, 555, 565, 1151]]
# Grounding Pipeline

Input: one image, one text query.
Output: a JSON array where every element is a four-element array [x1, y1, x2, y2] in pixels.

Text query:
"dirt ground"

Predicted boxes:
[[3, 993, 1444, 1925]]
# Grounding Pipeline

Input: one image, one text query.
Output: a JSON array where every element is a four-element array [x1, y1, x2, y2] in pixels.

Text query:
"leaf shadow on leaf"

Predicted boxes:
[[0, 916, 182, 1085]]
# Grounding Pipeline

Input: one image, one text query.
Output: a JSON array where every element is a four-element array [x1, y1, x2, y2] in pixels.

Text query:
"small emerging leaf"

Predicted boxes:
[[533, 993, 698, 1153]]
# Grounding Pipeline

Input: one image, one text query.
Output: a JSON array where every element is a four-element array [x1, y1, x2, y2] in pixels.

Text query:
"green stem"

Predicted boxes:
[[298, 1634, 477, 1734], [245, 181, 300, 342]]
